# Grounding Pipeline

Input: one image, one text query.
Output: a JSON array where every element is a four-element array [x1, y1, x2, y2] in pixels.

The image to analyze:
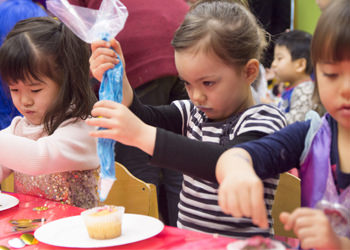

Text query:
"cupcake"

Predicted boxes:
[[81, 205, 125, 240]]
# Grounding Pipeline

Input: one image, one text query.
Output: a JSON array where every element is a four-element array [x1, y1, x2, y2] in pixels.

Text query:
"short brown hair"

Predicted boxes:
[[171, 0, 267, 67]]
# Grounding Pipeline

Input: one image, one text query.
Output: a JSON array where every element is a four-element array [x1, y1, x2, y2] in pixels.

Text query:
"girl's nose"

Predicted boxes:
[[21, 94, 34, 107], [271, 59, 277, 68], [191, 89, 205, 104], [341, 77, 350, 100]]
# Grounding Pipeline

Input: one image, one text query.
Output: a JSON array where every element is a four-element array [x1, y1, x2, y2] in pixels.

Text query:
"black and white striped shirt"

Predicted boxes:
[[173, 100, 286, 238], [130, 96, 287, 238]]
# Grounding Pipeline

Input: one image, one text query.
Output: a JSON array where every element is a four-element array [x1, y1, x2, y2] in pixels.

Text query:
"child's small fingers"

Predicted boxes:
[[296, 226, 322, 250], [237, 187, 252, 218], [218, 188, 229, 214], [90, 52, 118, 68], [299, 235, 319, 250], [90, 107, 119, 119], [110, 39, 123, 56], [89, 48, 118, 70], [89, 129, 118, 140], [282, 209, 302, 231], [251, 185, 268, 228], [226, 191, 243, 218], [279, 212, 290, 226], [295, 225, 315, 240], [293, 216, 315, 234], [86, 117, 114, 128], [91, 40, 109, 51], [93, 100, 120, 109], [90, 63, 116, 82]]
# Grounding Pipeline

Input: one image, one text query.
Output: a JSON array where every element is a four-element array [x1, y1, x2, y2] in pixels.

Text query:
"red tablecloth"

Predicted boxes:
[[0, 193, 236, 249]]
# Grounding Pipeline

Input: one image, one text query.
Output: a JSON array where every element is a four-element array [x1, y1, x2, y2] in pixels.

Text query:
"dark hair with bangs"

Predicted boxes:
[[0, 17, 97, 135], [275, 30, 313, 75], [171, 0, 267, 68], [310, 0, 350, 116], [311, 0, 350, 64]]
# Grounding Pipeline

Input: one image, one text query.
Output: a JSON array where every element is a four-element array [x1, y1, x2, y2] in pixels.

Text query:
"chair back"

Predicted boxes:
[[103, 162, 159, 219], [271, 172, 301, 238], [1, 173, 14, 192]]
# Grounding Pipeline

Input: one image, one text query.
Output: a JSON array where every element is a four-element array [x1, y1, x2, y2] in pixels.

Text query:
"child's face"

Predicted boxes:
[[175, 49, 252, 121], [271, 45, 298, 84], [317, 60, 350, 129], [9, 76, 60, 125]]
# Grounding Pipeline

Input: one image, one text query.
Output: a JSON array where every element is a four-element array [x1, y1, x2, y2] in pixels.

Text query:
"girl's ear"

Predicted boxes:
[[244, 59, 259, 85]]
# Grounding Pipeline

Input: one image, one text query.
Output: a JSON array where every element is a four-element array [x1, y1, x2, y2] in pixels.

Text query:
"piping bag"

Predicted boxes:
[[47, 0, 128, 201]]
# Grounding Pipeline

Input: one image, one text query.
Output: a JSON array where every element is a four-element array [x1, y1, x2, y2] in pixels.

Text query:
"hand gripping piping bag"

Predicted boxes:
[[47, 0, 128, 201]]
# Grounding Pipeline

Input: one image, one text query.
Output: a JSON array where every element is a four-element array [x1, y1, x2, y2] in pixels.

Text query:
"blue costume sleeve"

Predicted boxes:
[[237, 120, 310, 179]]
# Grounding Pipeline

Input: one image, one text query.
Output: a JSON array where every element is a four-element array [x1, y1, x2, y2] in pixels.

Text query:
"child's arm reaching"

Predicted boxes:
[[280, 208, 350, 250], [216, 148, 268, 229], [87, 100, 157, 156], [215, 121, 310, 228], [0, 118, 98, 176]]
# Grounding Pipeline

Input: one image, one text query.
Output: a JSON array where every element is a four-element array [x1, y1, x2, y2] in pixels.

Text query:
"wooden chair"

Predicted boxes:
[[1, 173, 14, 192], [103, 162, 159, 219], [271, 172, 301, 238]]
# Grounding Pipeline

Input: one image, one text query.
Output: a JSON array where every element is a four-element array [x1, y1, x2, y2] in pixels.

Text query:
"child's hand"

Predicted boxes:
[[90, 39, 125, 82], [86, 100, 156, 155], [280, 208, 342, 250], [216, 148, 268, 229]]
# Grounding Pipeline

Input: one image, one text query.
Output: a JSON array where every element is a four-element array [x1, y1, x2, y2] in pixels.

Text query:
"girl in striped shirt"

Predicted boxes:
[[87, 0, 286, 238]]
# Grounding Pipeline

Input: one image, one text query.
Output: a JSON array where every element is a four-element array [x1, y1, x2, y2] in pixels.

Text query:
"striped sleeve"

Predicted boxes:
[[172, 100, 194, 136], [233, 104, 287, 137]]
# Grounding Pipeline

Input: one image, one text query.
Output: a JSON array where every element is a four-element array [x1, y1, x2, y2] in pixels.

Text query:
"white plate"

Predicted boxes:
[[34, 213, 164, 248], [0, 193, 19, 211]]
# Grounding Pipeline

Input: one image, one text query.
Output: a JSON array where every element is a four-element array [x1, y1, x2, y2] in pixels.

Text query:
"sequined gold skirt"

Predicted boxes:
[[14, 168, 100, 209]]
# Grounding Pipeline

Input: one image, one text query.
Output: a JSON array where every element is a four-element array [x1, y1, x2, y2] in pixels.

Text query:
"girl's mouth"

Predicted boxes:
[[197, 106, 212, 113], [339, 105, 350, 115]]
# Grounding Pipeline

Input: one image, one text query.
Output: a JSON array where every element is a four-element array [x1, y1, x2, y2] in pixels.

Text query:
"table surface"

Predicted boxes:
[[0, 193, 236, 249]]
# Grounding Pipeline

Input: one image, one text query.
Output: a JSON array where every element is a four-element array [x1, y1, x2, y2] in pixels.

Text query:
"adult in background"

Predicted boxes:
[[68, 0, 189, 226]]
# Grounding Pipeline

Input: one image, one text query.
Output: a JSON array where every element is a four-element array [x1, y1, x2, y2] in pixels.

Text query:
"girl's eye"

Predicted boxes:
[[31, 89, 42, 93], [10, 89, 18, 92], [323, 73, 338, 79], [203, 81, 214, 87], [182, 80, 190, 86]]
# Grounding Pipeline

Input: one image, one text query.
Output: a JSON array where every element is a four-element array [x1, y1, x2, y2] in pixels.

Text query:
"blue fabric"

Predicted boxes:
[[0, 86, 21, 129], [97, 35, 123, 201], [278, 87, 294, 113]]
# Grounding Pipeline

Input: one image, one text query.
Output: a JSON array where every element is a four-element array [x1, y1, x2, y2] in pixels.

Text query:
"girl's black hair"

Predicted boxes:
[[0, 17, 97, 134], [311, 0, 350, 64], [310, 0, 350, 116]]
